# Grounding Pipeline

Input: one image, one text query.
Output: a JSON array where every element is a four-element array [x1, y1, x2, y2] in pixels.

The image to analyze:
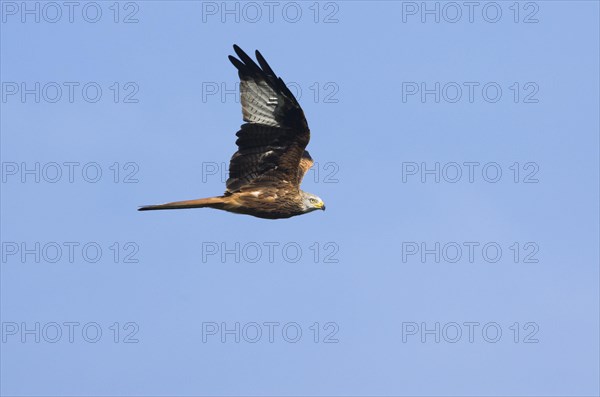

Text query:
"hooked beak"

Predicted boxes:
[[321, 204, 326, 211]]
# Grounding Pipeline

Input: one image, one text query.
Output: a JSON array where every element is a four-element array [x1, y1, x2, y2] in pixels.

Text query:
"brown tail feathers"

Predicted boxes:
[[138, 196, 226, 211]]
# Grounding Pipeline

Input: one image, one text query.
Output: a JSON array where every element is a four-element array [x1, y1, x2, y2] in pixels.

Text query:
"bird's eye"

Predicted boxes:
[[309, 198, 317, 203]]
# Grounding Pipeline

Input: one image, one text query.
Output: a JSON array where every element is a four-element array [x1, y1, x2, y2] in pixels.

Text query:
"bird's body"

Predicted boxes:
[[140, 188, 319, 219], [139, 45, 325, 219]]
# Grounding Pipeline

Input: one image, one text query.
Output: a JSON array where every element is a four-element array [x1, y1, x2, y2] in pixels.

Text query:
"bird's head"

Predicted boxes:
[[301, 192, 326, 213]]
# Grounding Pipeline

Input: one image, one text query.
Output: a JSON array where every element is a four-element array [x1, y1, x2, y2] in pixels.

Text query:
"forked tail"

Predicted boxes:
[[138, 196, 226, 211]]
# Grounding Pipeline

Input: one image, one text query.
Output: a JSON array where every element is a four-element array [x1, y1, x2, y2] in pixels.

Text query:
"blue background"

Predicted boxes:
[[1, 1, 599, 396]]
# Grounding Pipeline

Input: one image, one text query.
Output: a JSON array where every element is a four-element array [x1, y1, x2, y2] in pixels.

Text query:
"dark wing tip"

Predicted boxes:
[[232, 45, 256, 66], [229, 45, 276, 78], [228, 55, 244, 71], [230, 45, 264, 78], [255, 50, 275, 76]]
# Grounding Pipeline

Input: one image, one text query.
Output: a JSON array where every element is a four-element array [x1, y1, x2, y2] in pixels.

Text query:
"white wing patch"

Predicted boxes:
[[240, 80, 282, 127]]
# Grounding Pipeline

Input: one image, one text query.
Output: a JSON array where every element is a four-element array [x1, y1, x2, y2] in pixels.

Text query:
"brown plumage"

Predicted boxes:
[[139, 45, 325, 219]]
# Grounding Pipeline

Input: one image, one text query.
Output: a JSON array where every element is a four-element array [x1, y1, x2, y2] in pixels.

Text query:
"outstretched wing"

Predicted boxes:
[[226, 45, 310, 193]]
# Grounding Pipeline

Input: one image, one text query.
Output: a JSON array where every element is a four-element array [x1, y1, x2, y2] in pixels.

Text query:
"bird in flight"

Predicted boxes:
[[139, 45, 325, 219]]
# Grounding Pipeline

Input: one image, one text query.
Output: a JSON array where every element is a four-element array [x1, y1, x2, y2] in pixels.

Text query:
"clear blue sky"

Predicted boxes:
[[1, 1, 599, 396]]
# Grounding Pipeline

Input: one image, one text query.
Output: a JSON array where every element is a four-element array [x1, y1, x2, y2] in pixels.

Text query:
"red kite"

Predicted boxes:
[[139, 45, 325, 219]]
